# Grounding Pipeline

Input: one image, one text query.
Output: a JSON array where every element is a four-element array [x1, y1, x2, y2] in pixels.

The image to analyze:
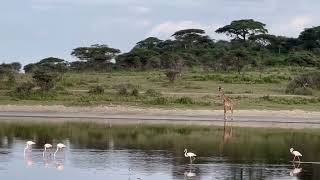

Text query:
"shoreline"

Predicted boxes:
[[0, 105, 320, 129]]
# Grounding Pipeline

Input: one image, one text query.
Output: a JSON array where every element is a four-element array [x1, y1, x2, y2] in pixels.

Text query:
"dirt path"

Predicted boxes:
[[0, 105, 319, 128]]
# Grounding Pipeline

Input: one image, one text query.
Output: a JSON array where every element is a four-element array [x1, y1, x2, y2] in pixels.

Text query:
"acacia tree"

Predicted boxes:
[[24, 57, 68, 73], [71, 44, 120, 62], [134, 37, 163, 51], [71, 44, 121, 71], [172, 29, 211, 49], [216, 19, 268, 41], [298, 26, 320, 50], [218, 49, 253, 74], [0, 63, 21, 84]]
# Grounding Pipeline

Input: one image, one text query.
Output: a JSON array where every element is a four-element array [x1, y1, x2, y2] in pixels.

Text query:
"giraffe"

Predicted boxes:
[[218, 86, 234, 121]]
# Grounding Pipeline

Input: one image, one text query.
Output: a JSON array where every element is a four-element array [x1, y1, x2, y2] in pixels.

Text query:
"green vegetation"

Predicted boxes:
[[1, 19, 320, 110], [0, 69, 318, 110]]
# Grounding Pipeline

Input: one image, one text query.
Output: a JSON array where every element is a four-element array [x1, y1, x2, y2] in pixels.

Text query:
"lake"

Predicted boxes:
[[0, 121, 319, 180]]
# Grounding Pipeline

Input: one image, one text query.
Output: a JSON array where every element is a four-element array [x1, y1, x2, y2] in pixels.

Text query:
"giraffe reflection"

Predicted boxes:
[[219, 119, 233, 154]]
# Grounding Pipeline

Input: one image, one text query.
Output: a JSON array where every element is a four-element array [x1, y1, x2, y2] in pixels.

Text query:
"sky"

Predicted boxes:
[[1, 0, 320, 65]]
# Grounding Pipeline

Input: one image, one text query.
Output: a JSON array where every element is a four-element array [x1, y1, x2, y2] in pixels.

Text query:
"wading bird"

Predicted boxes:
[[184, 149, 196, 163], [24, 141, 35, 156], [54, 143, 66, 159], [43, 143, 53, 157], [290, 148, 302, 162]]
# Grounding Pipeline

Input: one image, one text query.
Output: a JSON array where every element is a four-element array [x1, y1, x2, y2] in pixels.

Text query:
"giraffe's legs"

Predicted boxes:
[[224, 107, 227, 120]]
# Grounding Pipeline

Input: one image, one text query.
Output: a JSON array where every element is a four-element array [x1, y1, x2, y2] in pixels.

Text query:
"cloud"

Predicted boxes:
[[133, 6, 151, 14], [31, 4, 55, 11], [270, 15, 316, 37], [148, 21, 211, 38], [290, 16, 314, 29]]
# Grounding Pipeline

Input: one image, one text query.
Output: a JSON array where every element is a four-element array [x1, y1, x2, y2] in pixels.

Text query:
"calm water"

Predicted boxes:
[[0, 121, 320, 180]]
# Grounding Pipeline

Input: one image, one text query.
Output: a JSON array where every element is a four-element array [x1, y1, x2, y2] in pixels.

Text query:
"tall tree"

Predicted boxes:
[[135, 37, 163, 50], [71, 44, 121, 63], [216, 19, 268, 41], [172, 29, 211, 49], [116, 48, 160, 69], [24, 57, 68, 73], [298, 26, 320, 50]]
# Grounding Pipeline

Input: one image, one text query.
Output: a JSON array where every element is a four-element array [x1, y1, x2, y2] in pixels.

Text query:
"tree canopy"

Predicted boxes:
[[71, 44, 121, 63], [216, 19, 268, 41], [20, 19, 320, 73]]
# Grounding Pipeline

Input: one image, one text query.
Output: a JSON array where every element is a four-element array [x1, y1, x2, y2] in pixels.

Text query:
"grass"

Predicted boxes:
[[1, 67, 319, 110]]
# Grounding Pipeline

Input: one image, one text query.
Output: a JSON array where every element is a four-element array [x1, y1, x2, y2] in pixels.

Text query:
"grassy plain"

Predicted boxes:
[[1, 67, 320, 110]]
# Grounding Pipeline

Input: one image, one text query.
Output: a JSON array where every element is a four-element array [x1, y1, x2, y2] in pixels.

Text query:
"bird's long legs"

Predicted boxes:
[[293, 156, 296, 162]]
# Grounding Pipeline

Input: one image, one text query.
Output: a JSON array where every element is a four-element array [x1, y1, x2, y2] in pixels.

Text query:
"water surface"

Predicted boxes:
[[0, 121, 319, 180]]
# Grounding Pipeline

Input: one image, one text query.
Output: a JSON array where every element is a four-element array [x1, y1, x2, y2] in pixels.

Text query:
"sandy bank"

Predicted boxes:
[[0, 105, 319, 129]]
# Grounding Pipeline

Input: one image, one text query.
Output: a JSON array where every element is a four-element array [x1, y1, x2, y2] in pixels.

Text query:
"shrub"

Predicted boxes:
[[114, 83, 139, 96], [174, 97, 194, 104], [89, 85, 105, 95], [32, 70, 59, 91], [286, 71, 320, 94], [55, 85, 66, 92], [285, 52, 320, 67], [293, 87, 313, 96], [131, 88, 139, 97], [165, 70, 180, 82], [145, 89, 161, 97], [11, 82, 35, 98], [149, 97, 169, 105]]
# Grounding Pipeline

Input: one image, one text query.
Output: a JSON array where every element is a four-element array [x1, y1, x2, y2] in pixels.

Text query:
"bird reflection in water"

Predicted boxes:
[[219, 119, 233, 154], [24, 152, 34, 167], [290, 162, 302, 177], [54, 159, 65, 171], [42, 150, 65, 171], [184, 164, 197, 179]]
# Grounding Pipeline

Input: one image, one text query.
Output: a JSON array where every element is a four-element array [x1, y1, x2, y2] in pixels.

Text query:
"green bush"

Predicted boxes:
[[286, 71, 320, 94], [114, 83, 139, 96], [145, 89, 161, 97], [11, 82, 35, 98], [165, 70, 180, 82], [32, 70, 59, 91], [149, 97, 170, 105], [89, 85, 105, 95], [55, 85, 66, 92], [131, 88, 139, 97], [293, 87, 313, 96], [174, 97, 194, 104]]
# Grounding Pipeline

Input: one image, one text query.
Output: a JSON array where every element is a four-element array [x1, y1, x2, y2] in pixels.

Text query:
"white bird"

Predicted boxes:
[[184, 149, 196, 163], [24, 141, 36, 156], [54, 143, 66, 159], [43, 143, 53, 157], [290, 148, 302, 162]]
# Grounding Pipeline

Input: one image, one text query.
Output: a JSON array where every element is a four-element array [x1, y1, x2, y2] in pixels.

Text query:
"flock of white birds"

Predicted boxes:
[[24, 141, 66, 159], [24, 140, 302, 163]]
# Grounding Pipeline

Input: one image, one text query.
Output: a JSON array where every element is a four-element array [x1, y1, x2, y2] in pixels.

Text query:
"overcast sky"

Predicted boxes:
[[1, 0, 320, 65]]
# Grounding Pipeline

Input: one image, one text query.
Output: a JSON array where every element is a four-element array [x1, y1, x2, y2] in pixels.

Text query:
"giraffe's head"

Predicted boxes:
[[218, 86, 224, 97]]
